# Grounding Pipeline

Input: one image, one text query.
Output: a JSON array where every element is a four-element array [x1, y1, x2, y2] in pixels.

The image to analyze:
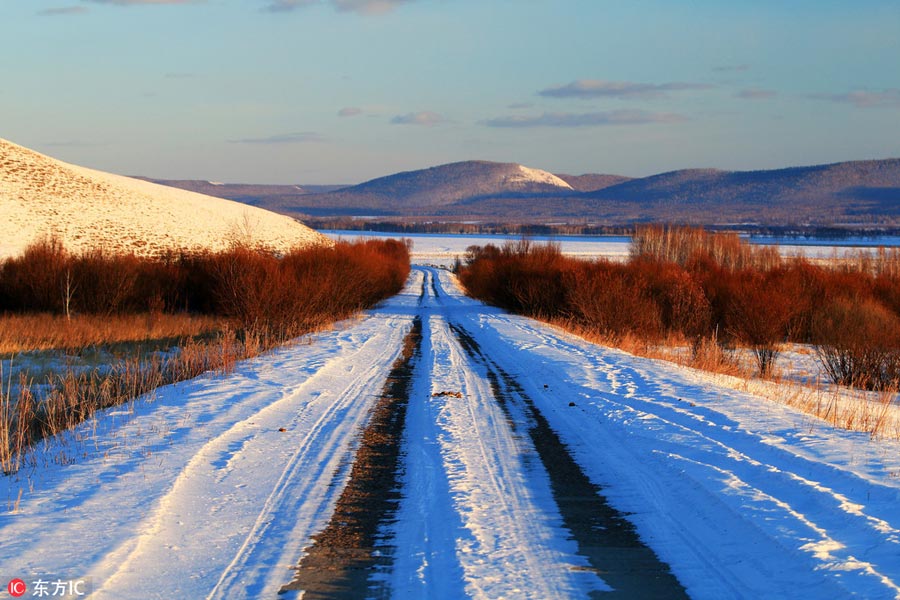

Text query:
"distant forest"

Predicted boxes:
[[304, 218, 900, 239]]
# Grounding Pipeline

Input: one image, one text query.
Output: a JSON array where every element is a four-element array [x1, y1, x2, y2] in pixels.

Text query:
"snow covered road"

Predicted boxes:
[[3, 266, 900, 598]]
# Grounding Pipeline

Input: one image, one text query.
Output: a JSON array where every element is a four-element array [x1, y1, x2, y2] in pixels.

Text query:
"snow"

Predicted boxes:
[[0, 138, 328, 258], [324, 230, 632, 267], [506, 165, 574, 190], [2, 266, 900, 598]]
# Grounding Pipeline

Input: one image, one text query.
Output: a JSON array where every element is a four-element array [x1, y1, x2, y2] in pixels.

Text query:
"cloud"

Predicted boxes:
[[390, 111, 448, 126], [38, 6, 89, 15], [538, 79, 713, 100], [735, 88, 776, 100], [338, 107, 363, 117], [507, 102, 534, 110], [84, 0, 201, 4], [482, 110, 687, 128], [713, 64, 750, 73], [333, 0, 410, 13], [809, 89, 900, 109], [228, 131, 325, 144], [263, 0, 411, 13], [263, 0, 316, 11]]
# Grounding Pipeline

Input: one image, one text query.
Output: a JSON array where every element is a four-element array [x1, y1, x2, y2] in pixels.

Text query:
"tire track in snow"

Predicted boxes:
[[423, 311, 598, 598], [453, 279, 900, 597], [449, 319, 688, 599], [88, 275, 423, 599], [529, 337, 900, 594], [280, 317, 421, 598], [412, 267, 686, 598]]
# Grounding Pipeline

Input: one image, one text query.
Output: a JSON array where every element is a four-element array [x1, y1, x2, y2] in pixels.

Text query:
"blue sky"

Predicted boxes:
[[3, 0, 899, 184]]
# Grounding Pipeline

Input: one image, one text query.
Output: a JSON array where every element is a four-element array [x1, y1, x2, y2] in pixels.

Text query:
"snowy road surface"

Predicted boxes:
[[2, 267, 900, 598]]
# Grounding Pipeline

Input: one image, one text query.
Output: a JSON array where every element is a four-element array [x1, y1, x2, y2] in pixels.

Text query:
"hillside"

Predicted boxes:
[[0, 138, 329, 258], [267, 158, 900, 224], [555, 173, 632, 192], [135, 178, 345, 208], [142, 157, 900, 226], [586, 159, 900, 223], [288, 160, 575, 215]]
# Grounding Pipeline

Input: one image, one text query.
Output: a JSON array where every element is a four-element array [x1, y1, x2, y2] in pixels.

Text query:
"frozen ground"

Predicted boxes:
[[2, 267, 900, 598]]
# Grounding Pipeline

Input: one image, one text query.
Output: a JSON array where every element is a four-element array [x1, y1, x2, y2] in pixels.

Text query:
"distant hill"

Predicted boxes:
[[288, 161, 575, 215], [554, 173, 632, 192], [143, 157, 900, 226], [586, 160, 900, 223], [0, 138, 328, 258], [135, 178, 346, 208]]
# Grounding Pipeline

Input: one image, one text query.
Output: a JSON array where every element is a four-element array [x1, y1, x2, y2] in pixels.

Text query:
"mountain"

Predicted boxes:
[[554, 173, 632, 192], [586, 160, 900, 223], [281, 158, 900, 225], [0, 138, 328, 258], [288, 160, 575, 215], [134, 178, 346, 208], [138, 156, 900, 226]]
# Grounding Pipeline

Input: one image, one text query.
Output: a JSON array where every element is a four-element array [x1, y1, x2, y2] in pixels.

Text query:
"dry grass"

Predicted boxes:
[[0, 329, 254, 475], [546, 316, 900, 440], [0, 312, 227, 354], [0, 238, 411, 474], [730, 374, 900, 441]]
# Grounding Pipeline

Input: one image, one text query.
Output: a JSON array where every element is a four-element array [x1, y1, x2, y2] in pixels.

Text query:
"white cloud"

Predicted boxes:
[[809, 89, 900, 109], [391, 111, 448, 126], [38, 6, 90, 15], [539, 80, 713, 100], [482, 110, 687, 128], [263, 0, 411, 13], [85, 0, 202, 5]]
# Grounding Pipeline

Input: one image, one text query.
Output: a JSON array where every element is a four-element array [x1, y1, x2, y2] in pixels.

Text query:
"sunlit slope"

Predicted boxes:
[[0, 138, 329, 257]]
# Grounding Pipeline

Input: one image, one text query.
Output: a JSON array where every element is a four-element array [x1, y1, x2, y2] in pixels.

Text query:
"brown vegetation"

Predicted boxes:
[[0, 237, 410, 473], [0, 313, 224, 354], [458, 225, 900, 389]]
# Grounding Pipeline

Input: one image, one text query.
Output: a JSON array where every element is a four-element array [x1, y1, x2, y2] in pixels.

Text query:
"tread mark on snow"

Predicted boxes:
[[280, 317, 422, 598], [449, 322, 689, 599]]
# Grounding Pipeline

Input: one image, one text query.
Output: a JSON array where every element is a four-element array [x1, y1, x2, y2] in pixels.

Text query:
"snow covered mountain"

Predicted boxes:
[[291, 160, 576, 215], [0, 138, 328, 258]]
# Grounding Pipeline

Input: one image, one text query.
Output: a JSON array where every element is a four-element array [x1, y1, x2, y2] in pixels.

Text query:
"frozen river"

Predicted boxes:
[[322, 230, 900, 267]]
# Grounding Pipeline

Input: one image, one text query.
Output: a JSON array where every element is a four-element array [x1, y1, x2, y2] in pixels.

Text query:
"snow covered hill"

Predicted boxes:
[[291, 160, 576, 214], [0, 138, 329, 258]]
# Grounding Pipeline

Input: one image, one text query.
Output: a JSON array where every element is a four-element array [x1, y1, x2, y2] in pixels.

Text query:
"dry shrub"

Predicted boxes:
[[0, 237, 411, 470], [631, 224, 781, 272], [0, 237, 410, 342], [564, 261, 662, 341], [633, 259, 711, 339], [813, 297, 900, 390], [688, 335, 745, 377], [458, 241, 569, 317], [0, 236, 70, 313], [725, 271, 796, 376]]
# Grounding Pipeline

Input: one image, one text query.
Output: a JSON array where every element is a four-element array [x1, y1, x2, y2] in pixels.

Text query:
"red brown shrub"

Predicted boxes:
[[812, 297, 900, 390]]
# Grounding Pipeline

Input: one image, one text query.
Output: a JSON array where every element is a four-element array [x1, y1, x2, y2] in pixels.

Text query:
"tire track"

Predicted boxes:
[[462, 290, 900, 596], [280, 317, 422, 598], [448, 320, 688, 599]]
